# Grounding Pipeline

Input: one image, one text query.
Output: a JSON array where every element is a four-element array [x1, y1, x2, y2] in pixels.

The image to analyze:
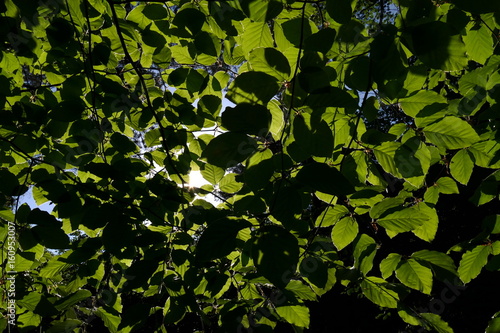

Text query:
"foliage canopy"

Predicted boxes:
[[1, 0, 500, 332]]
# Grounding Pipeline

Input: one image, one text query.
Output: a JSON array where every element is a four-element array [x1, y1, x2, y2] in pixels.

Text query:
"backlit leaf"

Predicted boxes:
[[450, 149, 474, 185], [276, 305, 310, 328], [395, 258, 433, 294], [458, 244, 492, 283], [361, 276, 399, 308], [423, 117, 480, 150], [331, 216, 358, 251]]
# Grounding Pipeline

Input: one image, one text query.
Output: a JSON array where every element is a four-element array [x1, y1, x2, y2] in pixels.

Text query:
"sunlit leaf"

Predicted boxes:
[[458, 244, 492, 283], [423, 117, 480, 150]]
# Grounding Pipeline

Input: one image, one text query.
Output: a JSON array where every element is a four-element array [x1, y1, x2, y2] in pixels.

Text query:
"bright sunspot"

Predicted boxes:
[[188, 170, 209, 188]]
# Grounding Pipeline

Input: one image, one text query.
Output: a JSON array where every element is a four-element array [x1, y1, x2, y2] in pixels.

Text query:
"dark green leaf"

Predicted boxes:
[[249, 47, 291, 81], [451, 0, 500, 13], [202, 132, 258, 169], [296, 162, 355, 196], [304, 28, 336, 54], [110, 133, 136, 153], [221, 103, 271, 136], [326, 0, 353, 24], [252, 225, 299, 288], [239, 0, 283, 21], [411, 21, 468, 71], [226, 72, 280, 105], [0, 168, 19, 196], [304, 87, 358, 109], [196, 220, 250, 262], [298, 67, 331, 93]]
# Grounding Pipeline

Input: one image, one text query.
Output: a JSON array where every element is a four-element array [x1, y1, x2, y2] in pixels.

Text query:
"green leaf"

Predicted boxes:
[[110, 133, 136, 153], [304, 87, 358, 109], [316, 205, 350, 227], [163, 297, 187, 324], [240, 20, 274, 55], [399, 90, 447, 118], [54, 290, 92, 311], [469, 141, 500, 169], [450, 149, 474, 185], [423, 116, 480, 150], [331, 216, 358, 251], [18, 292, 58, 317], [486, 315, 500, 333], [194, 31, 221, 65], [0, 168, 19, 196], [32, 224, 70, 249], [377, 206, 428, 234], [200, 164, 225, 185], [482, 215, 500, 234], [398, 308, 421, 326], [221, 103, 271, 136], [380, 253, 402, 279], [373, 142, 402, 178], [303, 28, 336, 55], [411, 21, 468, 71], [419, 313, 454, 333], [202, 132, 258, 169], [288, 115, 335, 160], [280, 17, 315, 48], [464, 22, 494, 64], [95, 307, 121, 333], [345, 55, 371, 91], [196, 220, 250, 262], [145, 128, 161, 147], [361, 276, 399, 309], [395, 137, 431, 185], [370, 197, 406, 220], [353, 234, 377, 275], [17, 312, 42, 329], [39, 255, 72, 278], [296, 162, 355, 196], [412, 250, 459, 282], [252, 225, 299, 289], [226, 71, 280, 105], [326, 0, 353, 24], [276, 305, 310, 328], [470, 170, 500, 206], [244, 158, 274, 191], [219, 173, 244, 193], [239, 0, 283, 22], [172, 8, 205, 36], [268, 99, 285, 139], [424, 185, 440, 205], [300, 256, 329, 289], [249, 47, 291, 81], [435, 177, 459, 194], [395, 258, 433, 294], [458, 244, 492, 283], [411, 203, 439, 242]]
